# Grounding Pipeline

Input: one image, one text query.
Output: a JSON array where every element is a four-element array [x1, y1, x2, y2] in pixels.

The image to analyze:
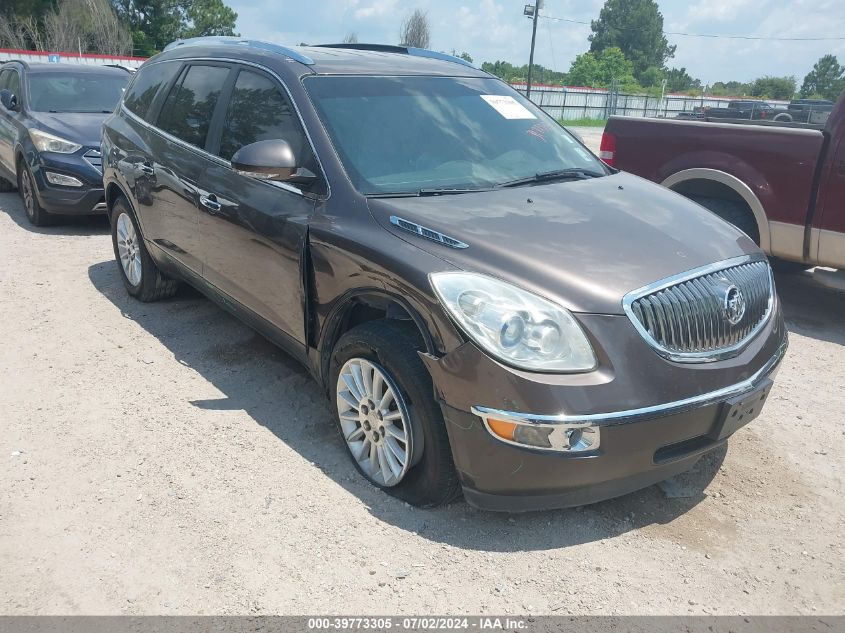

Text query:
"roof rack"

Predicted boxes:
[[314, 43, 475, 68], [164, 37, 314, 66]]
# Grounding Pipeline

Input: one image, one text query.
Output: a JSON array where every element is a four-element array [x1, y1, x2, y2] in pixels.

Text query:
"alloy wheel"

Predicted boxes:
[[21, 169, 34, 218], [116, 212, 142, 286], [336, 358, 413, 487]]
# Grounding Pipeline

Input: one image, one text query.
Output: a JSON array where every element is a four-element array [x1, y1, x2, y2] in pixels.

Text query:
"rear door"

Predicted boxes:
[[197, 66, 321, 347], [143, 63, 233, 274]]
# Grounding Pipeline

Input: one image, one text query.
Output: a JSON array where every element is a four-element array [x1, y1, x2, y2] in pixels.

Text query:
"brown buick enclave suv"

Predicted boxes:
[[101, 38, 788, 511]]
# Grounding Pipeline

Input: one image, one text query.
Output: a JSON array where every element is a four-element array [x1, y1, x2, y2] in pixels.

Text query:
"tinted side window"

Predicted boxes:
[[0, 70, 8, 91], [124, 62, 179, 121], [218, 70, 309, 163], [157, 65, 229, 148]]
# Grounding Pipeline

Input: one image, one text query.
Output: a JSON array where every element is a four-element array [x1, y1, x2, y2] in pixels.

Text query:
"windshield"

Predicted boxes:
[[27, 72, 128, 113], [304, 75, 606, 195]]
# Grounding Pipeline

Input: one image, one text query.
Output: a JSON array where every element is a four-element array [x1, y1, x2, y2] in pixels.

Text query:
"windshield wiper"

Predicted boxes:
[[497, 168, 605, 188], [366, 187, 493, 198], [417, 187, 493, 196]]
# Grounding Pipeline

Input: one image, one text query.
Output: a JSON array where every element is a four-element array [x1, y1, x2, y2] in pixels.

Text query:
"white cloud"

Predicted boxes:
[[354, 0, 399, 20]]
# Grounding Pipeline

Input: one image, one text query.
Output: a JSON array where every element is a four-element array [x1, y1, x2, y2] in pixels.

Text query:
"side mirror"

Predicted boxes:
[[231, 139, 315, 185], [0, 89, 18, 111]]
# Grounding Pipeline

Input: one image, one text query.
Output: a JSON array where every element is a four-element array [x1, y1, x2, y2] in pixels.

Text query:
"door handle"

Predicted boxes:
[[139, 163, 154, 176], [199, 194, 222, 213]]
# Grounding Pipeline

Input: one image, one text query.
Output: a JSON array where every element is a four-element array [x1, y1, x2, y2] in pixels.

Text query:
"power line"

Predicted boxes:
[[540, 13, 845, 41]]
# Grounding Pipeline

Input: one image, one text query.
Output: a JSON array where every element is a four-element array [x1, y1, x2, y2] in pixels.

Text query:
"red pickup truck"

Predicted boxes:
[[601, 93, 845, 270]]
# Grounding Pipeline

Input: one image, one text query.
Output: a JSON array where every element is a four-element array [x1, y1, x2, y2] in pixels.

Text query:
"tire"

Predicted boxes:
[[773, 113, 792, 122], [329, 320, 461, 507], [686, 195, 760, 244], [18, 163, 53, 226], [110, 196, 178, 302]]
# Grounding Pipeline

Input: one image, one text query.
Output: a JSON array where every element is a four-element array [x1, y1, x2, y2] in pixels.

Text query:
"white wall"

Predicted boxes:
[[0, 48, 145, 69]]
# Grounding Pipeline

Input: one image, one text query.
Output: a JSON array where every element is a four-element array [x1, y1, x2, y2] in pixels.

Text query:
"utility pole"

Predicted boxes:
[[524, 1, 541, 100]]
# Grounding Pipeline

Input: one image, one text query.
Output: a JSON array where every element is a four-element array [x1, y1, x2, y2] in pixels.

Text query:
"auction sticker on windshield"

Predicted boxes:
[[481, 95, 537, 119]]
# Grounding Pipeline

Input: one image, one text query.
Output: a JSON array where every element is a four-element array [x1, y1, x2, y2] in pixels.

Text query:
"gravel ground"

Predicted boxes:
[[0, 163, 843, 615], [564, 125, 604, 150]]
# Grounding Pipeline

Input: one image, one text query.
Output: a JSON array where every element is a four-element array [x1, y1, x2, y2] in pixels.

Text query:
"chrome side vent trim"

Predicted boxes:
[[623, 254, 775, 363], [84, 149, 103, 174], [389, 215, 469, 249]]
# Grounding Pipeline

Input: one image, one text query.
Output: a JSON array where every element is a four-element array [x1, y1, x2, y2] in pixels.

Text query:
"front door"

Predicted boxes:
[[198, 66, 320, 346], [0, 69, 22, 174]]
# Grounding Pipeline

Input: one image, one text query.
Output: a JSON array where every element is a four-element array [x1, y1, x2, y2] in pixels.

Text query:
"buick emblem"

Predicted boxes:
[[723, 285, 746, 325]]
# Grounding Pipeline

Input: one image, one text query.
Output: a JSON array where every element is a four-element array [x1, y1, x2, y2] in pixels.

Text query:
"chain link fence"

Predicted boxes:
[[513, 84, 789, 121]]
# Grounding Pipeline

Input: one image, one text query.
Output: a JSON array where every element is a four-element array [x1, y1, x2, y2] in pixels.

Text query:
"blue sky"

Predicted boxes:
[[228, 0, 845, 85]]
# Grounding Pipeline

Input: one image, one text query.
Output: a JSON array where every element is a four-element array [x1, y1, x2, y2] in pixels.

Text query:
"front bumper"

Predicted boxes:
[[29, 150, 106, 215], [422, 308, 788, 512]]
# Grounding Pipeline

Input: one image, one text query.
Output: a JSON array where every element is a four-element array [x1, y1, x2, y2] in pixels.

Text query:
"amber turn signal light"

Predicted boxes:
[[486, 418, 517, 441]]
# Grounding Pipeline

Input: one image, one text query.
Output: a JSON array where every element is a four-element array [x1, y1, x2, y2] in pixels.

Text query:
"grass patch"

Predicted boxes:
[[559, 118, 607, 128]]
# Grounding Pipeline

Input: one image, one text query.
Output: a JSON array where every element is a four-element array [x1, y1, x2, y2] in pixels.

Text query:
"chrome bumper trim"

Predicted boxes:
[[472, 339, 787, 428]]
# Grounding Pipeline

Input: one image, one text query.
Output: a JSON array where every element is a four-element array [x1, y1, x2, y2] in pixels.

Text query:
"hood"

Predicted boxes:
[[30, 111, 110, 147], [367, 172, 758, 315]]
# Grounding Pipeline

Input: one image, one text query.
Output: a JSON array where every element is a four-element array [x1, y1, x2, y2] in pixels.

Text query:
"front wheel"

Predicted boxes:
[[110, 197, 178, 302], [19, 164, 52, 226], [329, 320, 461, 507]]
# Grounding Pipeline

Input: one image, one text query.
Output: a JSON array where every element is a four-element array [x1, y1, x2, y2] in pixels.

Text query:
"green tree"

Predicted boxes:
[[1, 0, 56, 18], [800, 54, 845, 100], [589, 0, 675, 81], [566, 52, 600, 87], [566, 47, 637, 90], [111, 0, 238, 55], [750, 75, 796, 100], [665, 67, 700, 93], [459, 51, 473, 64], [481, 60, 567, 85], [711, 80, 751, 97], [639, 66, 664, 88], [182, 0, 237, 38], [596, 46, 636, 88]]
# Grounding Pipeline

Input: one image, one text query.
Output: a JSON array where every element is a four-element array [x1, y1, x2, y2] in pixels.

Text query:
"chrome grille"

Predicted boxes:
[[623, 257, 774, 362], [84, 149, 103, 173]]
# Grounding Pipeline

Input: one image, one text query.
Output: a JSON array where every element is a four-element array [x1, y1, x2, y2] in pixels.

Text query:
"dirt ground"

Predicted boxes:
[[0, 143, 843, 614]]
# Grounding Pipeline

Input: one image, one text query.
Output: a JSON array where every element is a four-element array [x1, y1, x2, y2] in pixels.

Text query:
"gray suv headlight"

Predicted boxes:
[[430, 272, 597, 373]]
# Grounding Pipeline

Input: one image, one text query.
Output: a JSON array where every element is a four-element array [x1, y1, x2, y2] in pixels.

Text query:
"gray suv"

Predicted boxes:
[[102, 37, 788, 511]]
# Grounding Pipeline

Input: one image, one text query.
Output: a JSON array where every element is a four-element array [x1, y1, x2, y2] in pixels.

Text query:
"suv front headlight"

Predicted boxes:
[[430, 272, 597, 373], [29, 129, 82, 154]]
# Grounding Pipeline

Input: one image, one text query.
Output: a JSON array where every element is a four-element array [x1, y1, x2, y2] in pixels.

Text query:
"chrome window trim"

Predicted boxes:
[[118, 56, 329, 200], [622, 253, 775, 363], [472, 339, 787, 430]]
